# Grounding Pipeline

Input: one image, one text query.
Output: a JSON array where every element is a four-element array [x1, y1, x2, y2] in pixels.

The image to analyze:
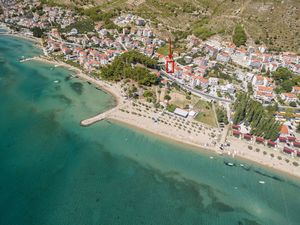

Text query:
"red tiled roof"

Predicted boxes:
[[256, 137, 265, 143], [232, 130, 241, 135], [283, 147, 294, 154], [244, 134, 253, 139], [267, 140, 276, 146], [279, 137, 287, 142], [287, 136, 296, 141], [282, 93, 297, 98], [293, 141, 300, 148], [232, 125, 240, 130], [280, 125, 289, 135]]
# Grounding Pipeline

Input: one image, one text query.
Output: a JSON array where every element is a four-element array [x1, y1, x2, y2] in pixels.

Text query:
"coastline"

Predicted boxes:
[[107, 111, 300, 180], [5, 32, 300, 180]]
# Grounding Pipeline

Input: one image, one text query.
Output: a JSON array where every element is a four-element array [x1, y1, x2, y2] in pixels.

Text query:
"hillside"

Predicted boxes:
[[44, 0, 300, 52]]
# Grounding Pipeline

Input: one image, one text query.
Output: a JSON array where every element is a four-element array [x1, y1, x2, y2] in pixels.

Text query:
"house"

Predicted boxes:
[[205, 45, 218, 58], [281, 93, 298, 103], [248, 59, 262, 70], [292, 86, 300, 94], [216, 52, 230, 63], [190, 76, 209, 89], [254, 91, 274, 104], [61, 47, 71, 55], [68, 28, 78, 35], [256, 85, 273, 94], [252, 75, 272, 87], [136, 18, 145, 26], [208, 77, 219, 86]]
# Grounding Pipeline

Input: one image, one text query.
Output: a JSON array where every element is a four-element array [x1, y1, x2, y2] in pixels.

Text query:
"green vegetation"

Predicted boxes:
[[216, 107, 228, 125], [193, 27, 215, 41], [100, 51, 158, 86], [166, 104, 177, 113], [233, 92, 280, 140], [194, 100, 217, 127], [192, 17, 215, 41], [207, 64, 234, 82], [82, 6, 121, 30], [31, 27, 45, 38], [272, 67, 299, 93], [233, 24, 247, 47], [61, 18, 95, 34], [157, 45, 169, 56]]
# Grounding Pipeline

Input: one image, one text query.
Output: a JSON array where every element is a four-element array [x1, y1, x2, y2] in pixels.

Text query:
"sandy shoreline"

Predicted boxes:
[[6, 31, 300, 180]]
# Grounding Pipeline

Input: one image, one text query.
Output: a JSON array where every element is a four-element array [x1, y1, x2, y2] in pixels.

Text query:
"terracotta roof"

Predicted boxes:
[[282, 93, 297, 98], [280, 125, 289, 135], [293, 86, 300, 91], [257, 86, 273, 92]]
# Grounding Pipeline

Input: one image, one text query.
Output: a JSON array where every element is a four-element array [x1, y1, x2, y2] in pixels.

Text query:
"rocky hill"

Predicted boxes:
[[45, 0, 300, 52]]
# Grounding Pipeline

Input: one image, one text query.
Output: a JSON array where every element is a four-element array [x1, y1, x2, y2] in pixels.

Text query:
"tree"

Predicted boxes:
[[164, 95, 171, 101], [289, 102, 297, 107], [31, 27, 44, 38], [233, 92, 280, 140], [100, 51, 158, 86], [233, 24, 247, 47]]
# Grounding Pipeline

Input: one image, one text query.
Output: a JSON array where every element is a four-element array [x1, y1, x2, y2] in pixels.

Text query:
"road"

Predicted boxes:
[[160, 70, 233, 103]]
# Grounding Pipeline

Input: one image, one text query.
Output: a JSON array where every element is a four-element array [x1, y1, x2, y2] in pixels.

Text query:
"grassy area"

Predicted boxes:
[[61, 18, 95, 34], [157, 45, 169, 56], [193, 99, 217, 127], [168, 89, 198, 108]]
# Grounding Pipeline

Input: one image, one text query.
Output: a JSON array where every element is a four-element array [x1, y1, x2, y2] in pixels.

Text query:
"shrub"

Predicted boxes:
[[289, 102, 297, 107], [233, 24, 247, 47], [248, 145, 253, 150], [293, 162, 299, 167]]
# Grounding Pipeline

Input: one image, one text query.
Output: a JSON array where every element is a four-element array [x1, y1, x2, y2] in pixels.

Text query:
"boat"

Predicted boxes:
[[259, 181, 265, 184], [54, 65, 59, 68], [224, 161, 235, 167], [54, 80, 59, 83]]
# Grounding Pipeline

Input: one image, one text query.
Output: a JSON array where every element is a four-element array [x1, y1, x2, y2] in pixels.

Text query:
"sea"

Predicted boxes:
[[0, 34, 300, 225]]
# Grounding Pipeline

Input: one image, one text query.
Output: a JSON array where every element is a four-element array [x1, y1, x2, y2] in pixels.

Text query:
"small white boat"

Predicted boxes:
[[240, 164, 244, 167], [54, 80, 59, 83], [54, 64, 59, 68], [209, 156, 214, 159], [259, 181, 265, 184]]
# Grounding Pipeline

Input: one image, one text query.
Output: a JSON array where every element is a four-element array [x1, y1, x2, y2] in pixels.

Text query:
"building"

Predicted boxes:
[[291, 86, 300, 94], [281, 93, 298, 103], [174, 108, 189, 118]]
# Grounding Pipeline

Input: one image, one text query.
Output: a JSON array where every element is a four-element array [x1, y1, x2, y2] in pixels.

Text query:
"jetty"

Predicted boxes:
[[19, 56, 40, 62], [80, 102, 127, 126]]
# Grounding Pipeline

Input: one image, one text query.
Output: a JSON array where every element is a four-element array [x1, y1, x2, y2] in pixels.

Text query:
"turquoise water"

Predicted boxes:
[[0, 35, 300, 225]]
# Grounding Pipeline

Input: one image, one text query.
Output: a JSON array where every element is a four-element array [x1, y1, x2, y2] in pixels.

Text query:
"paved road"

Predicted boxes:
[[160, 70, 233, 103]]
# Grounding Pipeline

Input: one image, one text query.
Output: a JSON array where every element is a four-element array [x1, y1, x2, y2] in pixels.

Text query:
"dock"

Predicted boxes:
[[80, 102, 127, 126], [19, 56, 39, 63]]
